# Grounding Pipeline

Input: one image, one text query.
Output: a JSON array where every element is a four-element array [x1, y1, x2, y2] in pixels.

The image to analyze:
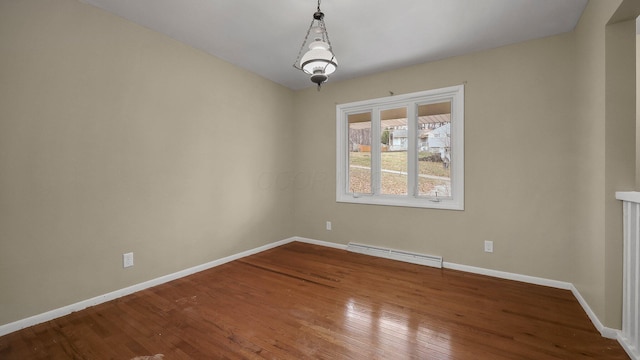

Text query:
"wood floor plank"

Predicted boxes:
[[0, 242, 629, 359]]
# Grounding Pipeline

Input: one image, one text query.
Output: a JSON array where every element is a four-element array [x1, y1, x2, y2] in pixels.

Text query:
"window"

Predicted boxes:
[[336, 85, 464, 210]]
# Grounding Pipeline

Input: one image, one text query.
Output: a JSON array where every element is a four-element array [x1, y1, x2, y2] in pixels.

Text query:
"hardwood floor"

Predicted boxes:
[[0, 242, 629, 359]]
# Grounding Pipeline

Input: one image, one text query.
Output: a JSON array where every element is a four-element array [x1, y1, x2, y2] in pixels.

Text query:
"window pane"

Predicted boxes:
[[380, 107, 407, 195], [417, 102, 451, 198], [348, 112, 372, 194], [337, 84, 464, 210]]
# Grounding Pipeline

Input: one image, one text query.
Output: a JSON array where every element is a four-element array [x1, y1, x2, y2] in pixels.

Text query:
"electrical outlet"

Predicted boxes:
[[484, 241, 493, 253], [123, 252, 134, 268], [326, 221, 332, 231]]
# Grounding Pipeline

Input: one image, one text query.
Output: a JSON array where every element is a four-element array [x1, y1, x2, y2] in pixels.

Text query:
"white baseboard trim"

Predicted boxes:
[[0, 235, 626, 352], [617, 332, 640, 360], [442, 261, 573, 290], [567, 284, 619, 340], [0, 237, 297, 337], [293, 236, 348, 250], [332, 243, 622, 343], [442, 262, 621, 340]]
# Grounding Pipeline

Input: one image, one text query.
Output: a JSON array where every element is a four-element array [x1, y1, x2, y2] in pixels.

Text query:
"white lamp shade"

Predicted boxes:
[[300, 40, 337, 75]]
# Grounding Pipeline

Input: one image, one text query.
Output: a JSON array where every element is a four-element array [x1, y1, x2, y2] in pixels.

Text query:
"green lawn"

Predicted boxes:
[[349, 151, 450, 177], [348, 151, 451, 195]]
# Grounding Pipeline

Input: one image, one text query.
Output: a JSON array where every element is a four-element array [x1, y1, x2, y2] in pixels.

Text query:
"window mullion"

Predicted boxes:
[[371, 108, 381, 195], [339, 111, 348, 195], [407, 103, 417, 197]]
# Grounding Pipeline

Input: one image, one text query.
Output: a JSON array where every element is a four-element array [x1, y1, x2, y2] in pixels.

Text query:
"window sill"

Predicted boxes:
[[336, 193, 464, 210]]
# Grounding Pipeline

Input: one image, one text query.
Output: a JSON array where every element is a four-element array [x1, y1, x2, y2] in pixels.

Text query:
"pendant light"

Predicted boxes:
[[293, 0, 338, 90]]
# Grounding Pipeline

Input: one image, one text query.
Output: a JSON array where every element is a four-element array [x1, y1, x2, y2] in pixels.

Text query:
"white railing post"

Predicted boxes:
[[616, 191, 640, 360]]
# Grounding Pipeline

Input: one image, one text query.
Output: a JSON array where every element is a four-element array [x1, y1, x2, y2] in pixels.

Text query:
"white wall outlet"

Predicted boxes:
[[484, 240, 494, 253], [326, 221, 332, 231], [123, 252, 134, 268]]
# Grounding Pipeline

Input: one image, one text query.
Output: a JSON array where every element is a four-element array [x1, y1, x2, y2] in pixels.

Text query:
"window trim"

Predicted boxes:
[[336, 85, 464, 210]]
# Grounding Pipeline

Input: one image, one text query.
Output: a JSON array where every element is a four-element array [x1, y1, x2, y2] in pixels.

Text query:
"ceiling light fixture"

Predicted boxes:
[[293, 0, 337, 91]]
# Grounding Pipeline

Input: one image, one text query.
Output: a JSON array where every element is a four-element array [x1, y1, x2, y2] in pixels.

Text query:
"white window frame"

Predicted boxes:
[[336, 85, 464, 210]]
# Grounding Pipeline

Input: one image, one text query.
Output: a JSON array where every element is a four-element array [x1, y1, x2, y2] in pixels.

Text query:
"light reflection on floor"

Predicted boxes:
[[343, 297, 452, 357]]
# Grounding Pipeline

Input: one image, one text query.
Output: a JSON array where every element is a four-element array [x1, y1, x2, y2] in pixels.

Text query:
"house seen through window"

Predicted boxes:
[[337, 85, 464, 210]]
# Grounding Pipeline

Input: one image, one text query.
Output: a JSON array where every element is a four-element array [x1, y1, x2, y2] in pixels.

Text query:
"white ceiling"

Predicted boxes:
[[81, 0, 589, 90]]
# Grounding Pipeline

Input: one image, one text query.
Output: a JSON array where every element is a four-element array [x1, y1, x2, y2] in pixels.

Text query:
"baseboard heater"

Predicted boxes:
[[347, 242, 443, 269]]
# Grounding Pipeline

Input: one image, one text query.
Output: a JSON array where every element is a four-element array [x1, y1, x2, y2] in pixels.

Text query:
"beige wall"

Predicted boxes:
[[637, 28, 640, 188], [572, 0, 637, 329], [293, 0, 636, 329], [294, 34, 580, 280], [1, 0, 637, 332], [0, 0, 294, 325], [604, 19, 636, 329], [572, 0, 623, 329]]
